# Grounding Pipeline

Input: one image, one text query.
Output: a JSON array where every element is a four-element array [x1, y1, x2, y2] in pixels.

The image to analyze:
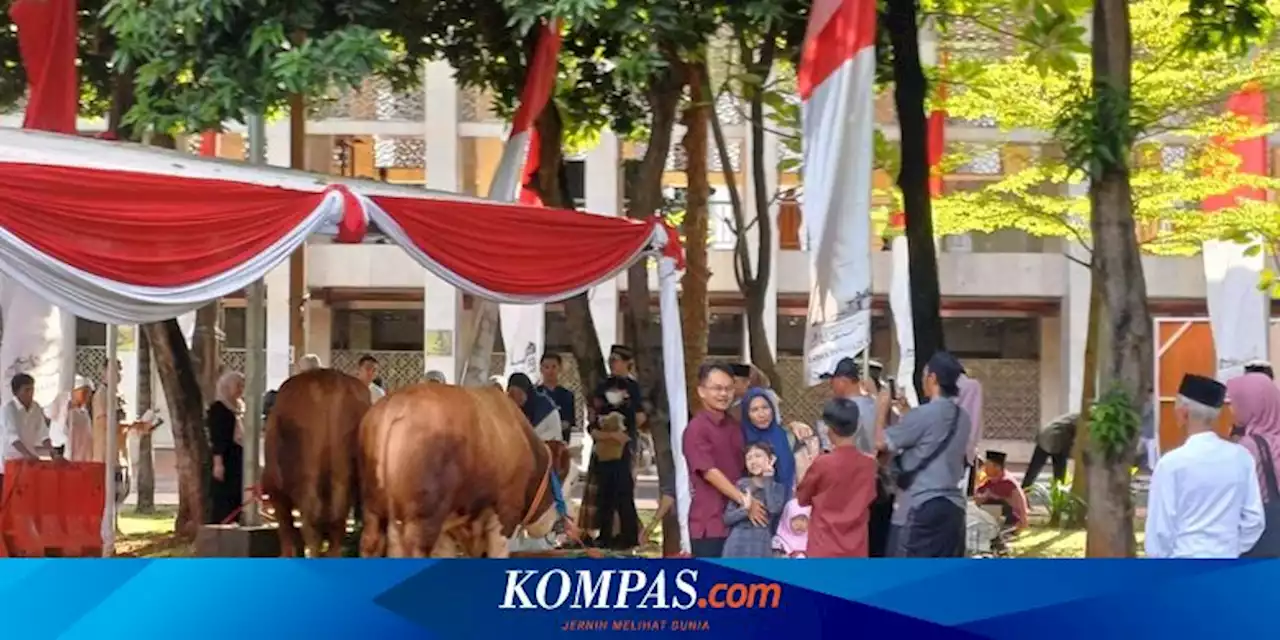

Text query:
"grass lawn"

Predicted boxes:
[[115, 507, 192, 558], [1011, 522, 1146, 558]]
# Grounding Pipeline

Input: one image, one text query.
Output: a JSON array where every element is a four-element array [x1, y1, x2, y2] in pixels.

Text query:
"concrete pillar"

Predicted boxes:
[[306, 305, 333, 367], [265, 119, 293, 389], [423, 61, 464, 381], [585, 130, 621, 359], [742, 121, 779, 359]]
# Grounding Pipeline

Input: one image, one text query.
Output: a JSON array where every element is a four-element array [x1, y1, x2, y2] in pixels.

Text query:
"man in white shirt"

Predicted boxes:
[[1, 373, 52, 486], [356, 354, 385, 403], [1145, 374, 1265, 559]]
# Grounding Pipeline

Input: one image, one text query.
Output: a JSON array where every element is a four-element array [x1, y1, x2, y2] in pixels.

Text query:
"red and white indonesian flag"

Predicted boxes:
[[1204, 86, 1269, 381], [799, 0, 877, 386], [464, 22, 563, 384]]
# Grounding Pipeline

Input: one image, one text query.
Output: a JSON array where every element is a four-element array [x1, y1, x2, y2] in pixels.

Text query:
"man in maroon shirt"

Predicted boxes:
[[683, 362, 763, 557]]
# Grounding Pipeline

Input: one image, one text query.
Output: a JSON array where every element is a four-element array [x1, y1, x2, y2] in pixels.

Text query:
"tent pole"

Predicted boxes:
[[102, 325, 118, 557], [242, 113, 267, 526]]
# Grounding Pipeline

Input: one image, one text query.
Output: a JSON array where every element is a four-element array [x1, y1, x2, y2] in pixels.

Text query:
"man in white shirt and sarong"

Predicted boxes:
[[48, 375, 95, 461], [1145, 374, 1265, 558]]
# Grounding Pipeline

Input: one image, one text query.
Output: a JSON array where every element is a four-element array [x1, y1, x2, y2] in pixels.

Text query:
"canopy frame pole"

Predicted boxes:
[[102, 324, 118, 557], [241, 113, 267, 526]]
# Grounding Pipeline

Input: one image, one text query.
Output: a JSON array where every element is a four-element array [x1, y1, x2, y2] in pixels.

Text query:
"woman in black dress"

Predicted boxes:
[[207, 371, 245, 524]]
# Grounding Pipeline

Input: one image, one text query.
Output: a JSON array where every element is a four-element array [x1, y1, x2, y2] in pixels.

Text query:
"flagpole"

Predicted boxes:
[[102, 325, 118, 556]]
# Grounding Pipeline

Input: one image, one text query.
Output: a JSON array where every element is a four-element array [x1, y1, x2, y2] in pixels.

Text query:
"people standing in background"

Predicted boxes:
[[507, 372, 562, 443], [93, 360, 155, 506], [1022, 413, 1077, 490], [820, 356, 879, 454], [796, 398, 879, 558], [956, 373, 984, 495], [296, 353, 323, 373], [355, 355, 385, 403], [729, 364, 752, 410], [722, 442, 787, 558], [683, 363, 750, 558], [1224, 372, 1280, 556], [1145, 374, 1264, 558], [1140, 392, 1158, 472], [876, 351, 971, 558], [537, 353, 576, 443], [48, 375, 94, 461], [207, 371, 246, 525]]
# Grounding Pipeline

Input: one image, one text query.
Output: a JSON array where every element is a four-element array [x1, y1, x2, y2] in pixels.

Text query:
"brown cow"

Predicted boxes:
[[358, 384, 559, 558], [262, 369, 372, 558]]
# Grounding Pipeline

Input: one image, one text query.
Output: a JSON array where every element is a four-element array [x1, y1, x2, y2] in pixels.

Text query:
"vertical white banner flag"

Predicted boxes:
[[461, 22, 562, 384], [799, 0, 877, 386], [888, 236, 919, 406], [1205, 239, 1268, 380], [0, 275, 74, 409]]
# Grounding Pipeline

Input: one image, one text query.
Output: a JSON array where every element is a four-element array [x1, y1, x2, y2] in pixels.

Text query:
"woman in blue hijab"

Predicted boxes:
[[741, 387, 796, 502]]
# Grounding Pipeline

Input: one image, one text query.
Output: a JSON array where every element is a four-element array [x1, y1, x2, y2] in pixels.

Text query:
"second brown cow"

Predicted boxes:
[[358, 384, 559, 558]]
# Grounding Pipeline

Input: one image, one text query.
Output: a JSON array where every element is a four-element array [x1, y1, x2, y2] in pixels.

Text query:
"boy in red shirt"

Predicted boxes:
[[795, 398, 880, 557]]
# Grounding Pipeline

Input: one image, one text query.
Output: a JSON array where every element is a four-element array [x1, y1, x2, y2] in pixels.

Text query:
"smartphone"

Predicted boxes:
[[886, 376, 897, 401]]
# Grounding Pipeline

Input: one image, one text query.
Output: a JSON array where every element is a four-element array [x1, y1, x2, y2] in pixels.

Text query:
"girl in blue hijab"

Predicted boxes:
[[741, 387, 796, 502]]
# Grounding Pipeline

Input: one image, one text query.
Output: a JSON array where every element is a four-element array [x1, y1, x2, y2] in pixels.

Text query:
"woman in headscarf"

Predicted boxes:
[[741, 387, 797, 504], [208, 371, 246, 525], [507, 373, 563, 443], [1226, 372, 1280, 557]]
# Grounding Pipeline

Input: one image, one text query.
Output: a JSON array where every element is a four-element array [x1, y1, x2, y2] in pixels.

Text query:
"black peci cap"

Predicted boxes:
[[1178, 374, 1226, 408]]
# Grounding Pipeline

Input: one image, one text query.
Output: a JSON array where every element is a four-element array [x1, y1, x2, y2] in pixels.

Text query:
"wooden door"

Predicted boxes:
[[1155, 319, 1234, 454]]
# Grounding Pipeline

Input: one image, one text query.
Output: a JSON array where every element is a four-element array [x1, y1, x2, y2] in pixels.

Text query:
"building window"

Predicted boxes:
[[623, 309, 745, 359], [332, 309, 424, 351], [76, 319, 106, 346], [565, 160, 586, 209]]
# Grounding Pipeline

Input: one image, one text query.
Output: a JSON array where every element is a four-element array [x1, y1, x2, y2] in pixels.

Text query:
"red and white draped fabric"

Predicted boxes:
[[1203, 85, 1270, 381], [0, 129, 676, 321], [798, 0, 877, 387], [1, 0, 78, 408], [463, 21, 563, 385]]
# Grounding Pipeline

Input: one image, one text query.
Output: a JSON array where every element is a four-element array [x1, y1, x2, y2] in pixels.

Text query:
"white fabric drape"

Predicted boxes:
[[0, 191, 346, 324], [659, 256, 691, 554], [1204, 238, 1268, 381], [0, 275, 73, 409], [800, 4, 876, 386], [889, 236, 919, 406]]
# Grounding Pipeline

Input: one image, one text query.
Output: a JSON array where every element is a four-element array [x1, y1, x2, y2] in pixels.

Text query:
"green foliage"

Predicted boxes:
[[1030, 475, 1087, 528], [931, 0, 1280, 257], [1088, 386, 1142, 461], [1182, 0, 1275, 55], [104, 0, 405, 133]]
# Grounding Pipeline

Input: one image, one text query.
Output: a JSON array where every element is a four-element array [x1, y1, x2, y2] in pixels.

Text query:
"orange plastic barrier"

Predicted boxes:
[[0, 460, 105, 557]]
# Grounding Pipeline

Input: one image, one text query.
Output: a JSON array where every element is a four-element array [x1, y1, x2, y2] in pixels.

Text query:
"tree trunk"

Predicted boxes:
[[190, 304, 222, 402], [1084, 0, 1149, 558], [1066, 271, 1102, 528], [134, 328, 156, 514], [142, 321, 211, 538], [742, 37, 781, 395], [532, 105, 608, 396], [887, 0, 946, 394], [626, 62, 684, 556], [106, 70, 137, 141], [681, 63, 711, 413]]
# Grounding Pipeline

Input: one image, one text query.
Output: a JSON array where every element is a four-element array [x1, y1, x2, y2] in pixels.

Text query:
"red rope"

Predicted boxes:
[[219, 484, 268, 525]]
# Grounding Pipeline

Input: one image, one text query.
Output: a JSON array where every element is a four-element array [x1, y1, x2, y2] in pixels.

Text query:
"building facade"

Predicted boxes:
[[45, 60, 1278, 459]]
